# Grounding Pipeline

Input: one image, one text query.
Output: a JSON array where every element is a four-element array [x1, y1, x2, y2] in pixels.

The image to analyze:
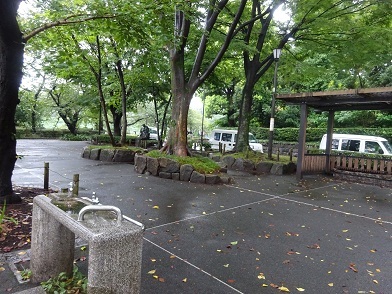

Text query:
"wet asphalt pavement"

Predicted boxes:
[[5, 139, 392, 293]]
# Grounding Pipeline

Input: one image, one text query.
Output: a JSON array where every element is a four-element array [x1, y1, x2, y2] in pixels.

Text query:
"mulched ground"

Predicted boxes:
[[0, 187, 51, 253]]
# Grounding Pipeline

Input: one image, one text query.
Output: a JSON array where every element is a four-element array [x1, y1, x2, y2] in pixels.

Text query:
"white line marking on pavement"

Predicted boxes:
[[228, 183, 392, 225], [143, 238, 245, 294], [276, 195, 392, 225], [146, 196, 278, 231]]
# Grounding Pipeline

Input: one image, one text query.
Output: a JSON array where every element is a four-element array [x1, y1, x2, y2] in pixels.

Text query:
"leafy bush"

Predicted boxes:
[[41, 266, 87, 294], [60, 134, 92, 141], [0, 202, 18, 233], [146, 150, 220, 174]]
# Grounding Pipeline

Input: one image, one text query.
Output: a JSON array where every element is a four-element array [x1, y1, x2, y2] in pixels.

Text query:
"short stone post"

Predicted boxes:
[[72, 174, 79, 196], [44, 162, 49, 190]]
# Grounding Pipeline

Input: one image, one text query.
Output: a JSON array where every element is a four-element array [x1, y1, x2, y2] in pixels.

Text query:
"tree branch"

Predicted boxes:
[[23, 14, 117, 42]]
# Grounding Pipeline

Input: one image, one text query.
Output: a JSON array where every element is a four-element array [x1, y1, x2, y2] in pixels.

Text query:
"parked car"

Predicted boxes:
[[149, 127, 158, 140], [208, 129, 263, 152], [319, 134, 392, 155]]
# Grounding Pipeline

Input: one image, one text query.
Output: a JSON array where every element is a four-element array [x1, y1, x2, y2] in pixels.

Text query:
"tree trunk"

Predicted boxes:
[[164, 49, 192, 156], [109, 106, 122, 136], [0, 0, 24, 202], [236, 77, 256, 152]]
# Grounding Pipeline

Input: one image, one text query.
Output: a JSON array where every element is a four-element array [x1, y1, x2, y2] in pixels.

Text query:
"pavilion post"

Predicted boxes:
[[325, 111, 335, 174], [296, 103, 308, 180]]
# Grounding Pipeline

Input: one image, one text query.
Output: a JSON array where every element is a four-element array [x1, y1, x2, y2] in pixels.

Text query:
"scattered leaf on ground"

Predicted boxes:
[[257, 273, 265, 280], [328, 283, 333, 287], [296, 287, 305, 292], [278, 286, 290, 292], [148, 269, 156, 274], [182, 278, 187, 283], [307, 244, 320, 249], [349, 263, 358, 272], [152, 206, 159, 209]]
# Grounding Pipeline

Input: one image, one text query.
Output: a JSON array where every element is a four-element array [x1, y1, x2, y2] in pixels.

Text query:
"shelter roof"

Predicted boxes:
[[276, 87, 392, 111]]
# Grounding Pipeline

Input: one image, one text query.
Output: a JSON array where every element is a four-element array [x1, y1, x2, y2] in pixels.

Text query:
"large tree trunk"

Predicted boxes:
[[236, 71, 257, 152], [0, 0, 24, 203], [163, 49, 192, 156]]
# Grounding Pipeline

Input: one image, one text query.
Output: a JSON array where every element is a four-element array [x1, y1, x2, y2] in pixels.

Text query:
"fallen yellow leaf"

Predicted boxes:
[[278, 286, 290, 292], [257, 273, 265, 280], [153, 275, 159, 279], [262, 284, 268, 287], [328, 283, 334, 287], [150, 259, 156, 262], [223, 264, 229, 268], [0, 267, 5, 272], [148, 269, 156, 274], [373, 280, 378, 284], [152, 205, 159, 209], [182, 278, 187, 283], [296, 288, 305, 292]]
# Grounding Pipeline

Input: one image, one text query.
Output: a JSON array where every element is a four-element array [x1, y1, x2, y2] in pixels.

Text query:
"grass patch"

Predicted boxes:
[[146, 150, 221, 174]]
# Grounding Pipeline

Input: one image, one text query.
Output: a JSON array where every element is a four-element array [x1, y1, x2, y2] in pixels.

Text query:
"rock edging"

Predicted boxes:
[[81, 147, 296, 184], [134, 154, 232, 184], [216, 154, 296, 175]]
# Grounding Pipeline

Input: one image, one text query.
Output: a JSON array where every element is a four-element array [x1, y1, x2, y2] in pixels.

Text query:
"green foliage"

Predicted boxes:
[[60, 134, 92, 141], [0, 203, 18, 233], [15, 129, 64, 138], [20, 269, 32, 281], [41, 266, 87, 294], [146, 150, 220, 174]]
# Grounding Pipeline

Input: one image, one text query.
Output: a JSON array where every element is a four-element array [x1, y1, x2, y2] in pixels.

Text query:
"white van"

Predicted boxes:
[[319, 134, 392, 155], [209, 129, 263, 152]]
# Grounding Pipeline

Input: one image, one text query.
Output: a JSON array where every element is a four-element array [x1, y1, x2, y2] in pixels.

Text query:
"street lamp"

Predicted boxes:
[[267, 48, 282, 159]]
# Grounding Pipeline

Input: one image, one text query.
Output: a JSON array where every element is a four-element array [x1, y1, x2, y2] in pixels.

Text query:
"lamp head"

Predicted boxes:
[[273, 48, 282, 60]]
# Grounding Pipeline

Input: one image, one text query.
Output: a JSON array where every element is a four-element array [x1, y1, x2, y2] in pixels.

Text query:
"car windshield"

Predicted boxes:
[[381, 141, 392, 154], [249, 134, 258, 143]]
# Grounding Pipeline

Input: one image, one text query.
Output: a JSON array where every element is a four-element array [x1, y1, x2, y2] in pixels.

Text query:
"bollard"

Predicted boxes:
[[289, 148, 293, 162], [72, 174, 79, 197], [44, 162, 49, 190], [277, 149, 280, 161]]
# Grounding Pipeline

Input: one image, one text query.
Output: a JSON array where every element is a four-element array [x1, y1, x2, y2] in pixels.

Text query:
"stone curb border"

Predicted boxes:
[[81, 147, 296, 185]]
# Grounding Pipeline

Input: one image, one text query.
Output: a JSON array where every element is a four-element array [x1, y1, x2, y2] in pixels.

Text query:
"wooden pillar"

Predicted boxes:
[[325, 110, 335, 174], [296, 103, 308, 180]]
